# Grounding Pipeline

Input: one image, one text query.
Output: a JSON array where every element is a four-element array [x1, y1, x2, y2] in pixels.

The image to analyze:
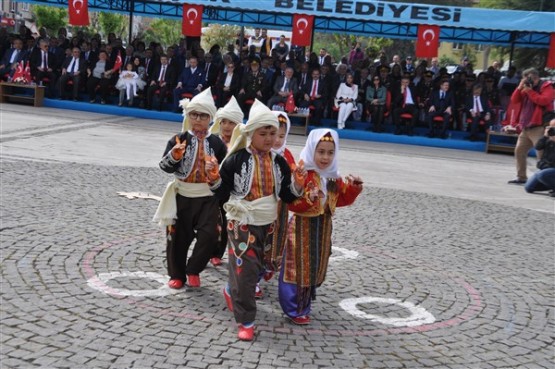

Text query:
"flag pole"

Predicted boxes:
[[128, 0, 135, 46]]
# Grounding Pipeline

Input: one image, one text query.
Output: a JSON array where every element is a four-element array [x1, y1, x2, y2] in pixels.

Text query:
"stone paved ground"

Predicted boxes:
[[1, 104, 554, 369]]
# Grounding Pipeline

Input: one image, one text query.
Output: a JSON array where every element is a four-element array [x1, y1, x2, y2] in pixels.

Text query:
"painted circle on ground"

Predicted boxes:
[[339, 296, 436, 327], [87, 271, 181, 297]]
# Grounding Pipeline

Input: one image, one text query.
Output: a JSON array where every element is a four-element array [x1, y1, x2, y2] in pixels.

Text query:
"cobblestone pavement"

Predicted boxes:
[[1, 104, 554, 369]]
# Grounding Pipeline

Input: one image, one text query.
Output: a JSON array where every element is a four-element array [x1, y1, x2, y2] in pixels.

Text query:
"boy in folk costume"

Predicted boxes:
[[207, 100, 306, 341], [153, 88, 227, 289], [278, 129, 363, 325], [208, 96, 244, 267], [255, 111, 296, 298]]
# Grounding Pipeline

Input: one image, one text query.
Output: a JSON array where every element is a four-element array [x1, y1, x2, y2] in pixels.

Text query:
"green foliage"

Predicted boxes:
[[33, 5, 67, 35], [142, 19, 182, 49], [312, 33, 392, 62], [439, 55, 457, 66], [98, 12, 127, 39], [201, 24, 240, 51], [479, 0, 554, 11]]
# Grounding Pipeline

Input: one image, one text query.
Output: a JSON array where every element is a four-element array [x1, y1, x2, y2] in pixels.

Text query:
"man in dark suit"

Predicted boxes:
[[57, 47, 86, 100], [201, 53, 220, 89], [143, 48, 155, 80], [172, 56, 205, 111], [214, 61, 240, 108], [146, 54, 176, 111], [0, 38, 26, 80], [299, 68, 328, 126], [466, 84, 491, 141], [392, 75, 418, 135], [427, 79, 455, 138], [266, 67, 298, 109], [29, 39, 58, 97], [80, 41, 97, 69]]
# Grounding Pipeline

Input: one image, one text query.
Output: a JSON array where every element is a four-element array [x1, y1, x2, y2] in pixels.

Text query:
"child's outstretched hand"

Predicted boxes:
[[205, 156, 220, 182], [171, 135, 186, 160], [293, 159, 307, 189], [345, 174, 363, 189]]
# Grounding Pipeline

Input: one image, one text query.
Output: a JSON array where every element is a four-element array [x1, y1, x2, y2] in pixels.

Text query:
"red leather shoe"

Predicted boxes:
[[223, 287, 233, 312], [289, 315, 310, 325], [255, 283, 263, 299], [168, 279, 183, 289], [210, 257, 222, 266], [263, 271, 274, 281], [187, 275, 200, 288], [237, 324, 255, 341]]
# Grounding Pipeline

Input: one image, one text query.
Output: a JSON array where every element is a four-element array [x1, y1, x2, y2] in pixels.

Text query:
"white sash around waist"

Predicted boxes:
[[223, 195, 277, 226], [153, 180, 212, 227]]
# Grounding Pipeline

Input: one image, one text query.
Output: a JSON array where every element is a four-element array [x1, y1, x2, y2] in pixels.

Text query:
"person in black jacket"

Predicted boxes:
[[427, 79, 455, 138], [525, 118, 555, 196], [57, 47, 86, 100]]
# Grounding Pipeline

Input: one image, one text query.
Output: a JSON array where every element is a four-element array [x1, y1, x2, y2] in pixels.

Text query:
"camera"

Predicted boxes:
[[525, 77, 533, 87], [547, 127, 555, 137]]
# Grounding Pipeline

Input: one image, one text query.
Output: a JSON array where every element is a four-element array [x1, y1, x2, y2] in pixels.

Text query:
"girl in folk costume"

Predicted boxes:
[[153, 88, 227, 290], [255, 111, 296, 298], [208, 100, 306, 341], [208, 96, 244, 267], [335, 73, 358, 130], [278, 128, 363, 325], [116, 62, 146, 106]]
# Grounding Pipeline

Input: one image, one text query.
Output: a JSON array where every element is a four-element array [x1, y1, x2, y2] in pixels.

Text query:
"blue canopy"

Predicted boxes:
[[20, 0, 555, 48]]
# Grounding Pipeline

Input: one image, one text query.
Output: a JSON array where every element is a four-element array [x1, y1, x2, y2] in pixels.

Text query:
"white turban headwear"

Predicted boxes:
[[179, 87, 217, 133]]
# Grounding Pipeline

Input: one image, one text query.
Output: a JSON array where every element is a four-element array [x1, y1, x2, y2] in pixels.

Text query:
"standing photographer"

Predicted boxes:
[[506, 68, 554, 184], [525, 119, 555, 196]]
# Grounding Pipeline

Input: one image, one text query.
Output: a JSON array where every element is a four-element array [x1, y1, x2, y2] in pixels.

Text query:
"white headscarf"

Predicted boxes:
[[299, 128, 340, 179], [270, 111, 291, 156], [224, 99, 279, 162], [180, 87, 217, 133], [210, 96, 244, 135]]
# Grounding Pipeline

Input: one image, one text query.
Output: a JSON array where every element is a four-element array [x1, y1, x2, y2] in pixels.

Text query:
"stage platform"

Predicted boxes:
[[43, 98, 512, 153]]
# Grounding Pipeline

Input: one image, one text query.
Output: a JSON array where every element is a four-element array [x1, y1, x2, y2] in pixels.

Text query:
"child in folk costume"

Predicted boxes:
[[278, 128, 363, 325], [153, 88, 227, 289], [116, 62, 146, 106], [208, 96, 244, 267], [208, 100, 306, 341], [255, 111, 296, 298]]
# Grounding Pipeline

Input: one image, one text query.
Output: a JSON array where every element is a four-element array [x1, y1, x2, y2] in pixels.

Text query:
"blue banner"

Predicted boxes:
[[164, 0, 554, 33]]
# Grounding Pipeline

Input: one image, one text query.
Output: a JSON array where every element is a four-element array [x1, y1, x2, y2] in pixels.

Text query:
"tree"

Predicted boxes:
[[98, 12, 127, 39], [33, 5, 67, 35], [202, 24, 240, 51], [142, 19, 182, 49]]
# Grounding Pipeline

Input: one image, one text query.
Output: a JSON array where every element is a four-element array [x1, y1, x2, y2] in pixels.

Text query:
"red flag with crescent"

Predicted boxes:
[[291, 14, 314, 47], [416, 25, 440, 58], [69, 0, 90, 26], [113, 50, 123, 72], [546, 33, 555, 69], [182, 4, 203, 37], [24, 61, 32, 82], [11, 61, 24, 81]]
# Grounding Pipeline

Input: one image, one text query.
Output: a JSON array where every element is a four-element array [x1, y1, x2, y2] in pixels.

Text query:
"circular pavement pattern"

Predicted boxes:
[[1, 160, 553, 369]]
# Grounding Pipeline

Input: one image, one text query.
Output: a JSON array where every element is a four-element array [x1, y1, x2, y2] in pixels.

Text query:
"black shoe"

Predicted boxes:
[[549, 190, 555, 197], [508, 179, 526, 185]]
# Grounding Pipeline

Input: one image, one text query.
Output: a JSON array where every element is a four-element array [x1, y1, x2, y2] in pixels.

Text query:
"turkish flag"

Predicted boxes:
[[113, 51, 123, 72], [24, 61, 32, 83], [547, 33, 555, 69], [11, 61, 24, 81], [182, 4, 203, 37], [416, 25, 440, 58], [291, 14, 314, 47], [69, 0, 90, 26]]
